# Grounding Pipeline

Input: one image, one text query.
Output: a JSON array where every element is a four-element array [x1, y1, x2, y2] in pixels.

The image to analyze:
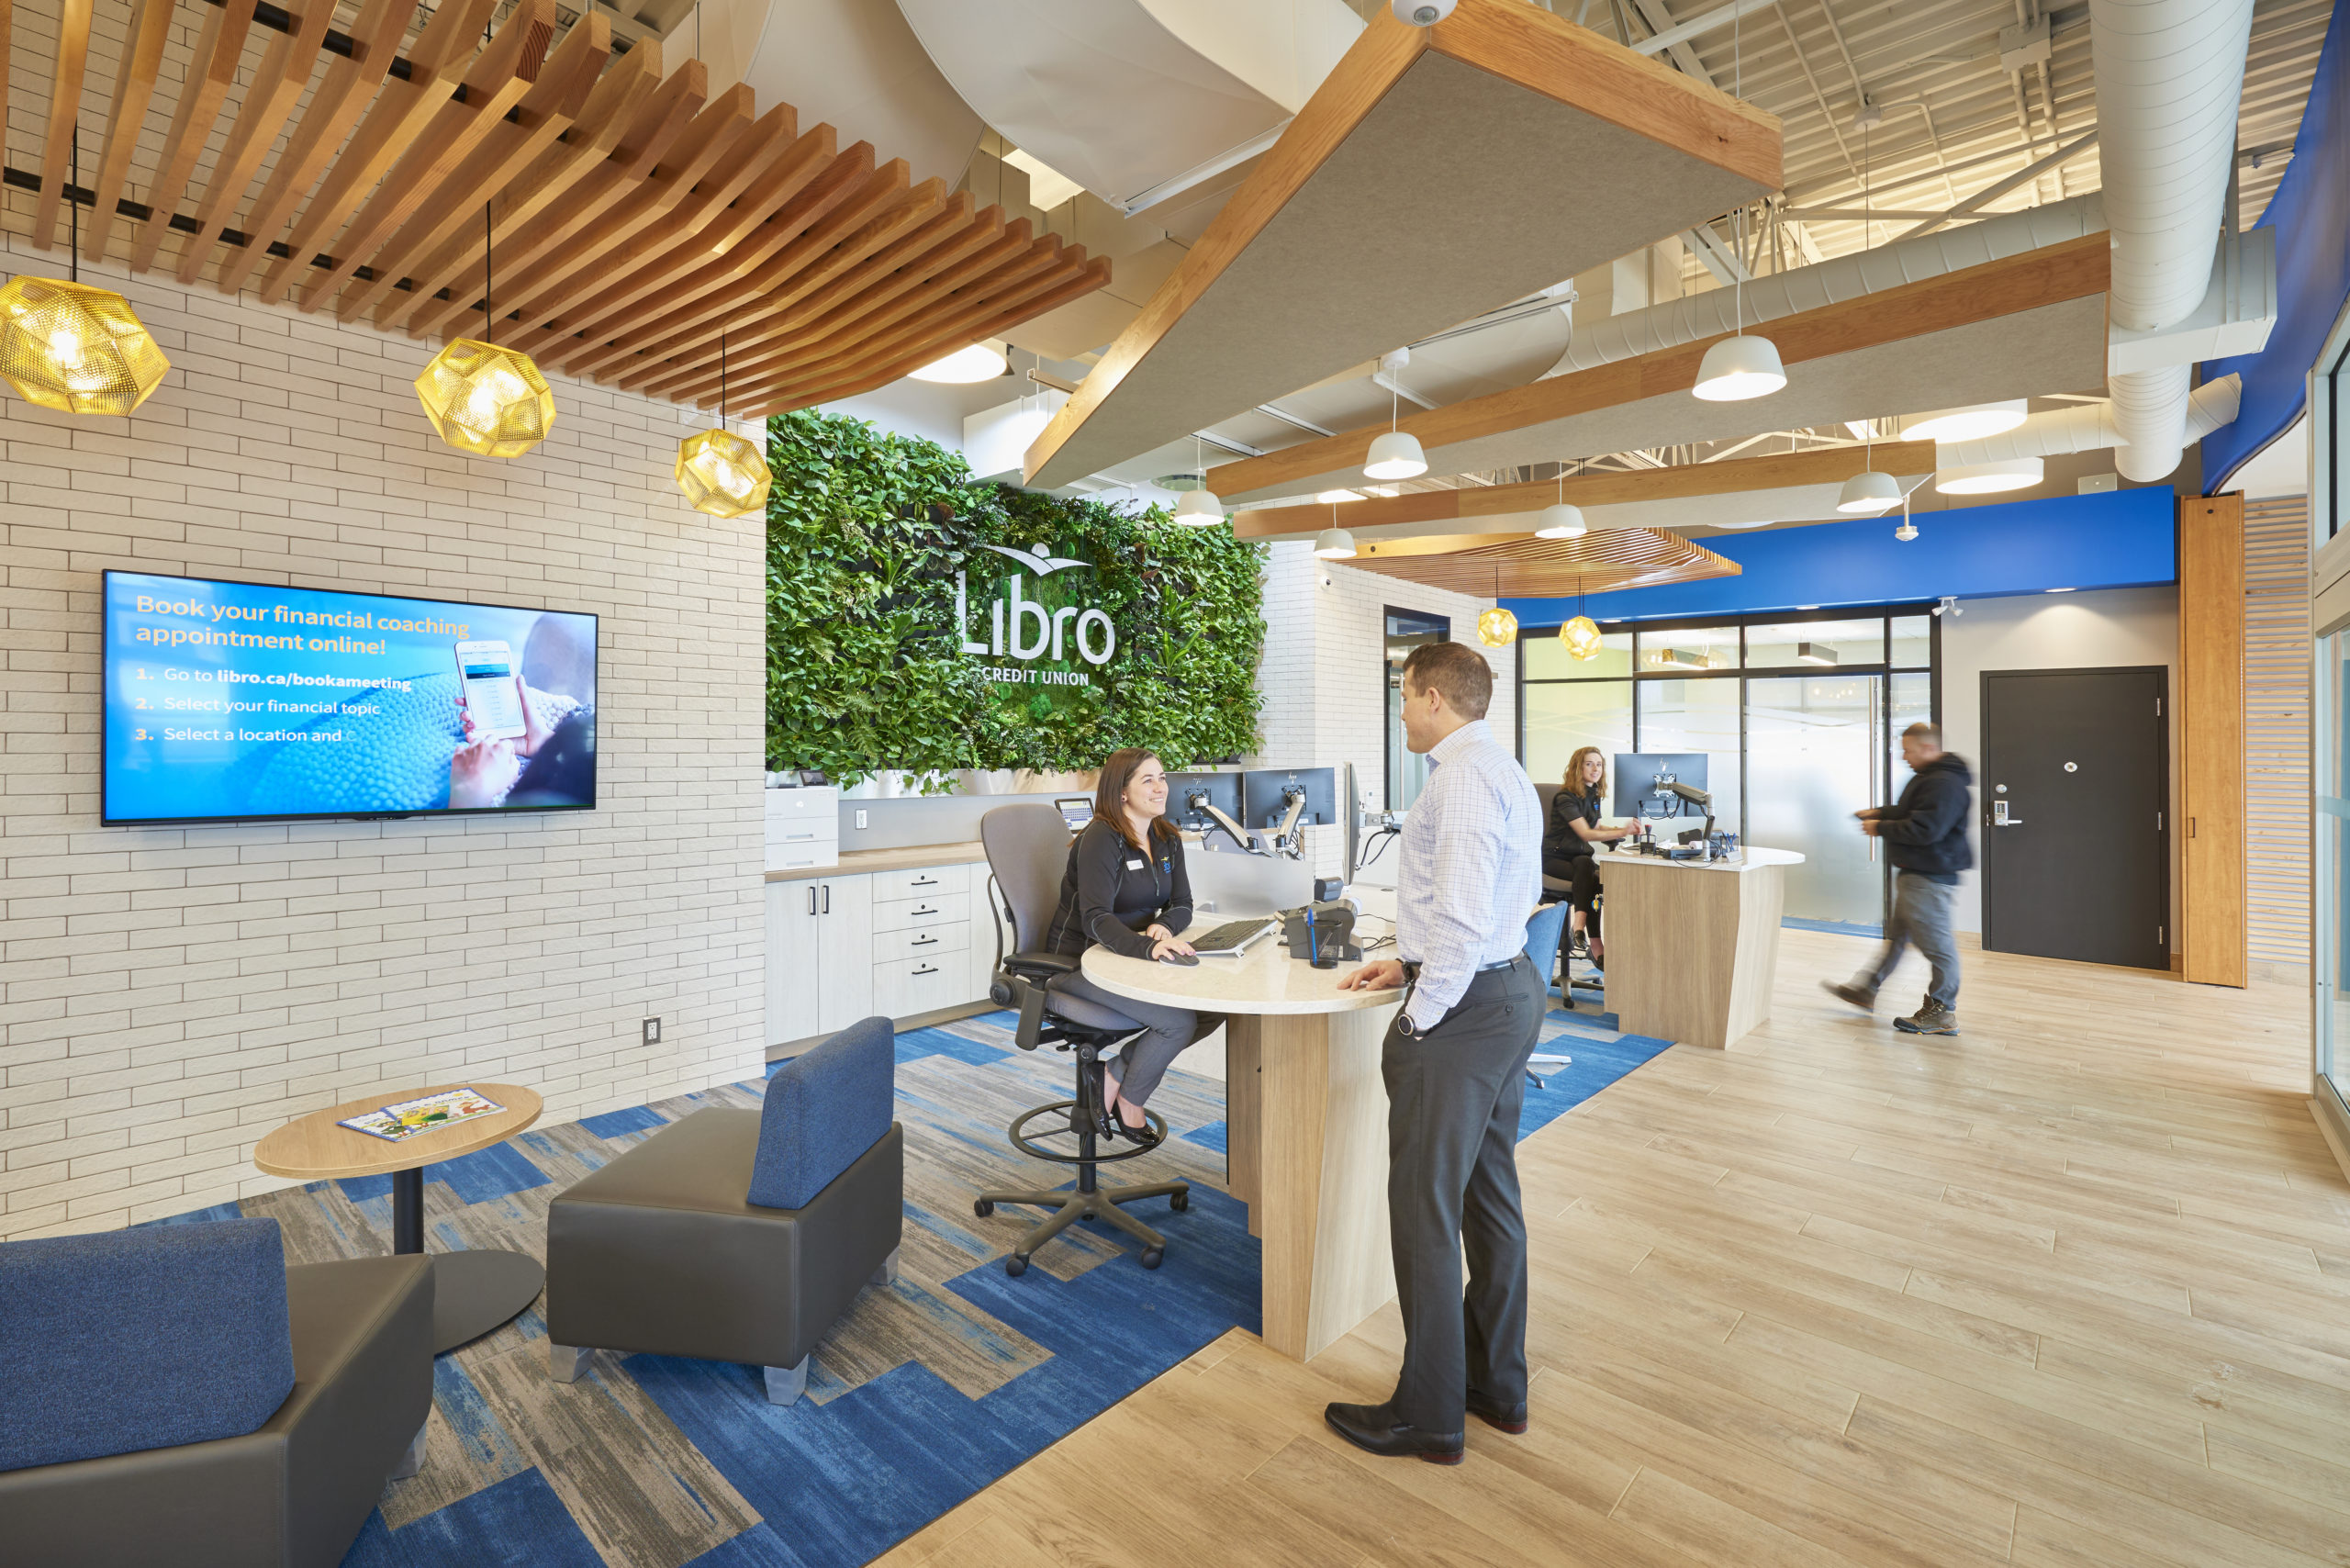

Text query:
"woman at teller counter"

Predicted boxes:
[[1544, 746, 1635, 963], [1043, 748, 1225, 1144]]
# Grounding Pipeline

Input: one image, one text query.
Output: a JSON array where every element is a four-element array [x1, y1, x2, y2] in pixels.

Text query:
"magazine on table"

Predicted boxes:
[[338, 1089, 506, 1144]]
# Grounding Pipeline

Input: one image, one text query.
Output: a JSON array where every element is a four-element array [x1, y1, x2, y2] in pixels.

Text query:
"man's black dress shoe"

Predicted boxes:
[[1323, 1401, 1465, 1465], [1466, 1390, 1528, 1434]]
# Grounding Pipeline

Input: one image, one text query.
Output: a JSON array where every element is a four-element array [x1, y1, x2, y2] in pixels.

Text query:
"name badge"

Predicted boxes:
[[1125, 857, 1146, 870]]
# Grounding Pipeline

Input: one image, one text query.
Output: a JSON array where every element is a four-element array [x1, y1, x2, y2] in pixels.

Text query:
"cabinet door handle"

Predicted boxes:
[[912, 903, 937, 916], [782, 831, 817, 842], [822, 884, 831, 914], [913, 964, 938, 977], [806, 886, 816, 915], [911, 935, 936, 946], [911, 876, 938, 888]]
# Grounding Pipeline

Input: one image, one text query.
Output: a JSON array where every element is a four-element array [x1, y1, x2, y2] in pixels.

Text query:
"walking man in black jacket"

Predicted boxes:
[[1823, 722, 1974, 1036]]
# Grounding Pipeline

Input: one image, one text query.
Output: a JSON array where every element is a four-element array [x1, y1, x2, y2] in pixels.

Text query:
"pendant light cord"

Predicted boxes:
[[70, 124, 79, 282], [1730, 6, 1742, 338], [484, 203, 493, 344]]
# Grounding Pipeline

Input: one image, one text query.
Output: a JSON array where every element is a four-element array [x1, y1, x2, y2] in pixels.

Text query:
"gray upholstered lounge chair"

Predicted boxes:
[[543, 1014, 904, 1405], [0, 1216, 434, 1568]]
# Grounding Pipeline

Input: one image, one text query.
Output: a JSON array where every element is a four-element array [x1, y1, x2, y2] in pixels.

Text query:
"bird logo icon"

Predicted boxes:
[[978, 542, 1088, 575]]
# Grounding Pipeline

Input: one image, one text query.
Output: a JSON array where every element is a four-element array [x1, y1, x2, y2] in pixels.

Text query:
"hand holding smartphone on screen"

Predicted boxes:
[[454, 640, 528, 741]]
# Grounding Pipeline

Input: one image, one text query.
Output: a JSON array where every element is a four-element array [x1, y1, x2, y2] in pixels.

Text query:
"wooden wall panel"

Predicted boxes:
[[2181, 493, 2249, 988], [2244, 496, 2312, 970]]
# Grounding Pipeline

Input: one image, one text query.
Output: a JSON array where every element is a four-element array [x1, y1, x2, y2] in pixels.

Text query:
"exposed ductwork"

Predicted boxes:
[[1539, 197, 2109, 378], [1936, 374, 2241, 467], [2088, 0, 2257, 482]]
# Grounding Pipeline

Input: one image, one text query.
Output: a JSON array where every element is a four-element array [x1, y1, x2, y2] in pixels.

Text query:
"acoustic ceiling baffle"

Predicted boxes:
[[9, 0, 1109, 419]]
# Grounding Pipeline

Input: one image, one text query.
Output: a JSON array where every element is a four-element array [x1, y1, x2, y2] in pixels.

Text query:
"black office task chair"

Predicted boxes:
[[1532, 780, 1604, 999], [973, 805, 1189, 1275]]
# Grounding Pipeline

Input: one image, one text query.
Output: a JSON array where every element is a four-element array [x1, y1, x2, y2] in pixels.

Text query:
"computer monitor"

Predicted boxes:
[[1167, 771, 1246, 848], [1054, 797, 1093, 833], [1612, 753, 1710, 817], [1241, 767, 1338, 832]]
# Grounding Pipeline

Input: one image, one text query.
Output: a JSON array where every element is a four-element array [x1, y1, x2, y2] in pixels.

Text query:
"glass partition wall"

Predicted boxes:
[[1522, 608, 1939, 927], [2311, 300, 2350, 1118]]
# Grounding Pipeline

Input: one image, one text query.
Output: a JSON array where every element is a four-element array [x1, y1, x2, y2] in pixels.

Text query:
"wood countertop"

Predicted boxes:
[[764, 842, 990, 882]]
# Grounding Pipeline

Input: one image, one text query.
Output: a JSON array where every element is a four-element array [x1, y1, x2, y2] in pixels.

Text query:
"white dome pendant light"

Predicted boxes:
[[1836, 129, 1898, 518], [1172, 431, 1225, 525], [1363, 364, 1427, 480], [1314, 502, 1357, 559], [1535, 456, 1586, 538], [1691, 12, 1783, 403]]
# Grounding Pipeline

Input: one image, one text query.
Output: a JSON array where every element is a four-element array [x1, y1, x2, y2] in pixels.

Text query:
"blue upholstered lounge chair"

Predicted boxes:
[[0, 1216, 434, 1568], [543, 1014, 905, 1405]]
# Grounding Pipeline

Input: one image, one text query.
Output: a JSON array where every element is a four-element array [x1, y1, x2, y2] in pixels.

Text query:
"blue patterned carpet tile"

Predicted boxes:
[[1181, 1119, 1229, 1154], [346, 1470, 604, 1568]]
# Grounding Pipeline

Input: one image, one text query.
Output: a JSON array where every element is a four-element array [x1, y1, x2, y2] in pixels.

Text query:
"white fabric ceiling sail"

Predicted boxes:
[[894, 0, 1348, 206], [719, 0, 988, 188]]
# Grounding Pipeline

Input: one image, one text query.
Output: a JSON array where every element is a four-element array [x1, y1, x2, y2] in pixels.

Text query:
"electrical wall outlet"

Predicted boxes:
[[855, 809, 868, 830], [643, 1017, 661, 1046]]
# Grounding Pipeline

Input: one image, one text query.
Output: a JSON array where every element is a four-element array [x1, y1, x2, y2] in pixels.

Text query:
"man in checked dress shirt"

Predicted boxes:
[[1332, 639, 1545, 1465]]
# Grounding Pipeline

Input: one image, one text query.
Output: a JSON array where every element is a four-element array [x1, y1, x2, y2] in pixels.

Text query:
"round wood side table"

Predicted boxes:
[[255, 1082, 543, 1354]]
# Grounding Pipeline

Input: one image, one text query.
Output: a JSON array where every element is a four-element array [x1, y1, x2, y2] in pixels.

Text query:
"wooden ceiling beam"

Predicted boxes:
[[535, 138, 881, 376], [291, 0, 557, 312], [488, 100, 800, 337], [321, 17, 612, 321], [393, 63, 731, 341], [621, 180, 955, 399], [748, 257, 1113, 418], [207, 0, 418, 295], [1210, 234, 2113, 504], [31, 0, 94, 250], [80, 0, 174, 264], [501, 123, 840, 357], [1233, 441, 1940, 540], [636, 215, 1050, 398], [249, 0, 500, 302], [1338, 528, 1739, 598], [173, 0, 341, 284], [351, 40, 663, 326], [129, 0, 255, 273], [559, 154, 912, 382]]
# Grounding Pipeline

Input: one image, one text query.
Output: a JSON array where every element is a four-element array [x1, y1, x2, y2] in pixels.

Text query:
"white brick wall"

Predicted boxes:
[[1253, 543, 1518, 879], [1, 214, 767, 1240]]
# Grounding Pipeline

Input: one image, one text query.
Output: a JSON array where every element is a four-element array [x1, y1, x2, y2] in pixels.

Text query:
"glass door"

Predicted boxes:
[[2321, 636, 2350, 1106], [1746, 673, 1886, 926], [1384, 609, 1449, 811]]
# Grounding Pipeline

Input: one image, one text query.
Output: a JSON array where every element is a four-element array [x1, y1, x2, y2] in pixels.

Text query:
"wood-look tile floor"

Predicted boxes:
[[875, 930, 2350, 1568]]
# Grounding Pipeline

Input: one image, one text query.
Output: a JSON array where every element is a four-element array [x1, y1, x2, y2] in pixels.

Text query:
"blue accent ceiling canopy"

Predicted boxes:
[[1502, 487, 2176, 623]]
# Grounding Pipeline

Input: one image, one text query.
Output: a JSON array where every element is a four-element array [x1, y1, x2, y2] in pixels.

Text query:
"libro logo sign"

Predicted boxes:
[[954, 543, 1116, 689]]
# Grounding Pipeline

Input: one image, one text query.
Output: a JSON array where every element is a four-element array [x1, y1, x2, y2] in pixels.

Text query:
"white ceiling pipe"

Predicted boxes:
[[1539, 197, 2107, 380], [2089, 0, 2256, 481], [1933, 374, 2241, 467]]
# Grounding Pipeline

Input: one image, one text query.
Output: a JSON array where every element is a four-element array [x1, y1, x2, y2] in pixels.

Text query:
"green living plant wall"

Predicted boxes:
[[765, 408, 1266, 787]]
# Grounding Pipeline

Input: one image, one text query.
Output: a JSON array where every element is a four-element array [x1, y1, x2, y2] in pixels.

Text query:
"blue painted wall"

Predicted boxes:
[[1503, 486, 2176, 624]]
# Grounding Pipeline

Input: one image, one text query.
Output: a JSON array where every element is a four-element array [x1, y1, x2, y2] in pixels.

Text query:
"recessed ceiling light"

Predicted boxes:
[[909, 342, 1009, 383], [1937, 455, 2043, 494], [1796, 604, 1820, 610], [1710, 519, 1775, 529], [1903, 400, 2029, 443], [1796, 642, 1840, 666], [2045, 586, 2076, 593]]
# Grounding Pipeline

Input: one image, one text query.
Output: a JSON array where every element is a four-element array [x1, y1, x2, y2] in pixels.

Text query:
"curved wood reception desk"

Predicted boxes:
[[1082, 939, 1401, 1362], [1595, 847, 1806, 1050]]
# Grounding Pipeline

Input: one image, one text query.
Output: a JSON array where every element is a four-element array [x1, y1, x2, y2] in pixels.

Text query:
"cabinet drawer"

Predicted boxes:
[[765, 837, 838, 873], [874, 952, 973, 1020], [877, 922, 969, 963], [871, 863, 970, 901], [872, 890, 969, 933], [765, 788, 838, 822]]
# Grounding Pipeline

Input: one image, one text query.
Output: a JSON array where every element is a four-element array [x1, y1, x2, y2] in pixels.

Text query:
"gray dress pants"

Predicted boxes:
[[1383, 954, 1547, 1435], [1050, 970, 1223, 1105], [1860, 869, 1962, 1010]]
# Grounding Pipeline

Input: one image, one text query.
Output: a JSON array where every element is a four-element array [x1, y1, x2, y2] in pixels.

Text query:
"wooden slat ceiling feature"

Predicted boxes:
[[9, 0, 1105, 417], [1236, 441, 1938, 543], [1214, 233, 2111, 506], [1021, 0, 1783, 490], [1339, 527, 1740, 599]]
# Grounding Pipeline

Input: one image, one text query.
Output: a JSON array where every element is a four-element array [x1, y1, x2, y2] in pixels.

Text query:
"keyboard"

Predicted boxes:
[[1187, 917, 1274, 956]]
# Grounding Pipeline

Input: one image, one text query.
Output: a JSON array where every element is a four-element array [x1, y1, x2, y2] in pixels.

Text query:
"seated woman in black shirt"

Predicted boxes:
[[1043, 747, 1224, 1142], [1543, 746, 1634, 961]]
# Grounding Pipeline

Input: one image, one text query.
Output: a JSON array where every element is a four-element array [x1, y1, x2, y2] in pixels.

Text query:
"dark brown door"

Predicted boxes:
[[1981, 667, 2169, 969]]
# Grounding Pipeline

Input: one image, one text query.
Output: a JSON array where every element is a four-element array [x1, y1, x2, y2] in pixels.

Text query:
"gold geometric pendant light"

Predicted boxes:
[[675, 333, 772, 519], [0, 130, 169, 416], [416, 207, 554, 459]]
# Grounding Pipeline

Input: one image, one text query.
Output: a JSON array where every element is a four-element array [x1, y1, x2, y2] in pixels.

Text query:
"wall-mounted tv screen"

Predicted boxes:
[[103, 571, 599, 826]]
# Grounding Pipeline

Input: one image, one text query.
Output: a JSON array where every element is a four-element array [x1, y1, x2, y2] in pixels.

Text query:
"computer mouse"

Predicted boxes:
[[1159, 950, 1200, 966]]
